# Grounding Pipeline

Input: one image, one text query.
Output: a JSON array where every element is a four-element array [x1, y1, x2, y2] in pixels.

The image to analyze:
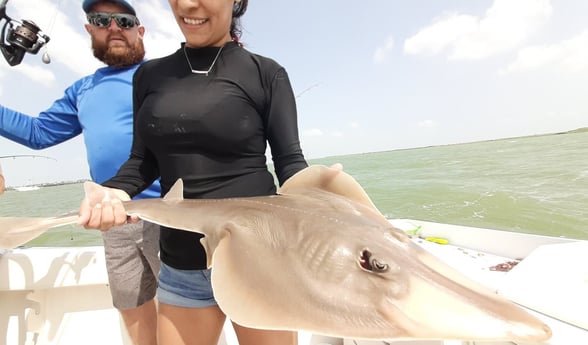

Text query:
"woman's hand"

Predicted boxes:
[[78, 181, 134, 231]]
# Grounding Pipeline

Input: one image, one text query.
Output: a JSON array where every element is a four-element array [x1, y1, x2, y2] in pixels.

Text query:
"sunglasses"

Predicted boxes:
[[87, 12, 140, 29]]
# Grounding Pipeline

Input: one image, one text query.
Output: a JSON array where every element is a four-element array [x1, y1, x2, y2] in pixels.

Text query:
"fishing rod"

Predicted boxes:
[[295, 83, 321, 99], [0, 0, 51, 66], [0, 154, 57, 161]]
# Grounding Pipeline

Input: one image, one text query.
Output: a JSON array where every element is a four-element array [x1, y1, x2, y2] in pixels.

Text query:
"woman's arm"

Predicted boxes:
[[265, 67, 308, 185], [101, 66, 159, 197]]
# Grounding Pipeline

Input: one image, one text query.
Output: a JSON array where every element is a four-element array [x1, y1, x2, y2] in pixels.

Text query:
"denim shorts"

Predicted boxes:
[[157, 262, 218, 308]]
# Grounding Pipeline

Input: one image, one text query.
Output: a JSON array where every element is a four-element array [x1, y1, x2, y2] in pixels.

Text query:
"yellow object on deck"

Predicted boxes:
[[425, 237, 449, 245]]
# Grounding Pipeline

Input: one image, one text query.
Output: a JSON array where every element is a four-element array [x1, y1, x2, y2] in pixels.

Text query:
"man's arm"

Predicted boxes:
[[0, 83, 84, 149]]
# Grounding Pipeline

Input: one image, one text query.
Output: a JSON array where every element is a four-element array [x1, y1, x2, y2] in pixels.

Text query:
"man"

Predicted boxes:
[[0, 1, 159, 344]]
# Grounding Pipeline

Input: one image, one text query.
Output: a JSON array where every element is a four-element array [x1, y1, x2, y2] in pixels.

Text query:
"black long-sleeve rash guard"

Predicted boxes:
[[104, 41, 308, 269]]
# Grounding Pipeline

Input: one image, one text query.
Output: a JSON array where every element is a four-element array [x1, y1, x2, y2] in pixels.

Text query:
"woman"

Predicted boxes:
[[79, 0, 307, 344]]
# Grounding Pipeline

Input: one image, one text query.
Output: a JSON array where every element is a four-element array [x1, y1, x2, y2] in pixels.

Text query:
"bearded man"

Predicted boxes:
[[0, 1, 160, 344]]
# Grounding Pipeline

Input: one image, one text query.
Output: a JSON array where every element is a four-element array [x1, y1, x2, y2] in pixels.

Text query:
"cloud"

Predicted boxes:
[[138, 0, 181, 39], [136, 0, 184, 59], [303, 128, 324, 137], [404, 0, 552, 60], [404, 13, 478, 57], [11, 64, 56, 87], [373, 36, 394, 63], [502, 30, 588, 74], [417, 120, 438, 128]]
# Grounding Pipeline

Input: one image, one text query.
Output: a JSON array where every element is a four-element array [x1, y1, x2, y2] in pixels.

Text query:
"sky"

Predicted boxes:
[[0, 0, 586, 186]]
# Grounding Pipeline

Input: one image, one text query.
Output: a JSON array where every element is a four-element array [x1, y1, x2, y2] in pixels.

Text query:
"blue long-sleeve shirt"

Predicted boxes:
[[0, 64, 160, 199]]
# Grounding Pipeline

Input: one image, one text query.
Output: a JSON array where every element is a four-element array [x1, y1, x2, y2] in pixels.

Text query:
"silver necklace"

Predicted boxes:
[[183, 45, 224, 76]]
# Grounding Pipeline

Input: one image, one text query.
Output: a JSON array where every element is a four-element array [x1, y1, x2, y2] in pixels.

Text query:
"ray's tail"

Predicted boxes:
[[0, 212, 78, 249]]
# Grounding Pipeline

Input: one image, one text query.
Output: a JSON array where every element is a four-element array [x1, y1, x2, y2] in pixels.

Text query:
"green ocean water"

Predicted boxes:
[[1, 131, 587, 246]]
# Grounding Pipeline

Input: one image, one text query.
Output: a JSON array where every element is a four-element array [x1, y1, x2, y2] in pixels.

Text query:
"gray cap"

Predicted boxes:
[[82, 0, 136, 16]]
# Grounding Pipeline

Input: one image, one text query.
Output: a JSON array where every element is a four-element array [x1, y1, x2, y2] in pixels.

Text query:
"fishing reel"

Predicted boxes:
[[0, 0, 50, 66]]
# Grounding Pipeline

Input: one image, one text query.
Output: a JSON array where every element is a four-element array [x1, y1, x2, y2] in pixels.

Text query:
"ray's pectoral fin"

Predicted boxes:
[[207, 221, 276, 328], [279, 164, 384, 217]]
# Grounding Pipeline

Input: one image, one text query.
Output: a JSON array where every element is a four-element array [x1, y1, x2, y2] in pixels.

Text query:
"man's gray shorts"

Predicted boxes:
[[102, 220, 160, 310]]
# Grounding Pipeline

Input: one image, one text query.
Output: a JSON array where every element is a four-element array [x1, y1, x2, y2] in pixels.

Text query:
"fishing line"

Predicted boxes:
[[41, 0, 64, 64], [0, 154, 57, 161], [295, 83, 321, 99], [44, 0, 62, 35]]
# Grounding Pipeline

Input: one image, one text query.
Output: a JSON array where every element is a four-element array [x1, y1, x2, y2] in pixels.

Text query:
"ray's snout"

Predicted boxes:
[[375, 240, 553, 342]]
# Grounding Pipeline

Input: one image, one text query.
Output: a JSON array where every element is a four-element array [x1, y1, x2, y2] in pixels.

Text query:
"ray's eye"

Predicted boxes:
[[359, 248, 389, 273]]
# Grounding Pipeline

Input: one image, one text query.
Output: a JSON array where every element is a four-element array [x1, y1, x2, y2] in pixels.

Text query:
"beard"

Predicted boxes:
[[91, 36, 145, 68]]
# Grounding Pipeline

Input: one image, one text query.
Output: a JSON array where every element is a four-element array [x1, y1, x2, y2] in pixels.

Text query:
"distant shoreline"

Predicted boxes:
[[555, 127, 588, 134], [5, 179, 89, 190], [315, 126, 588, 160]]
